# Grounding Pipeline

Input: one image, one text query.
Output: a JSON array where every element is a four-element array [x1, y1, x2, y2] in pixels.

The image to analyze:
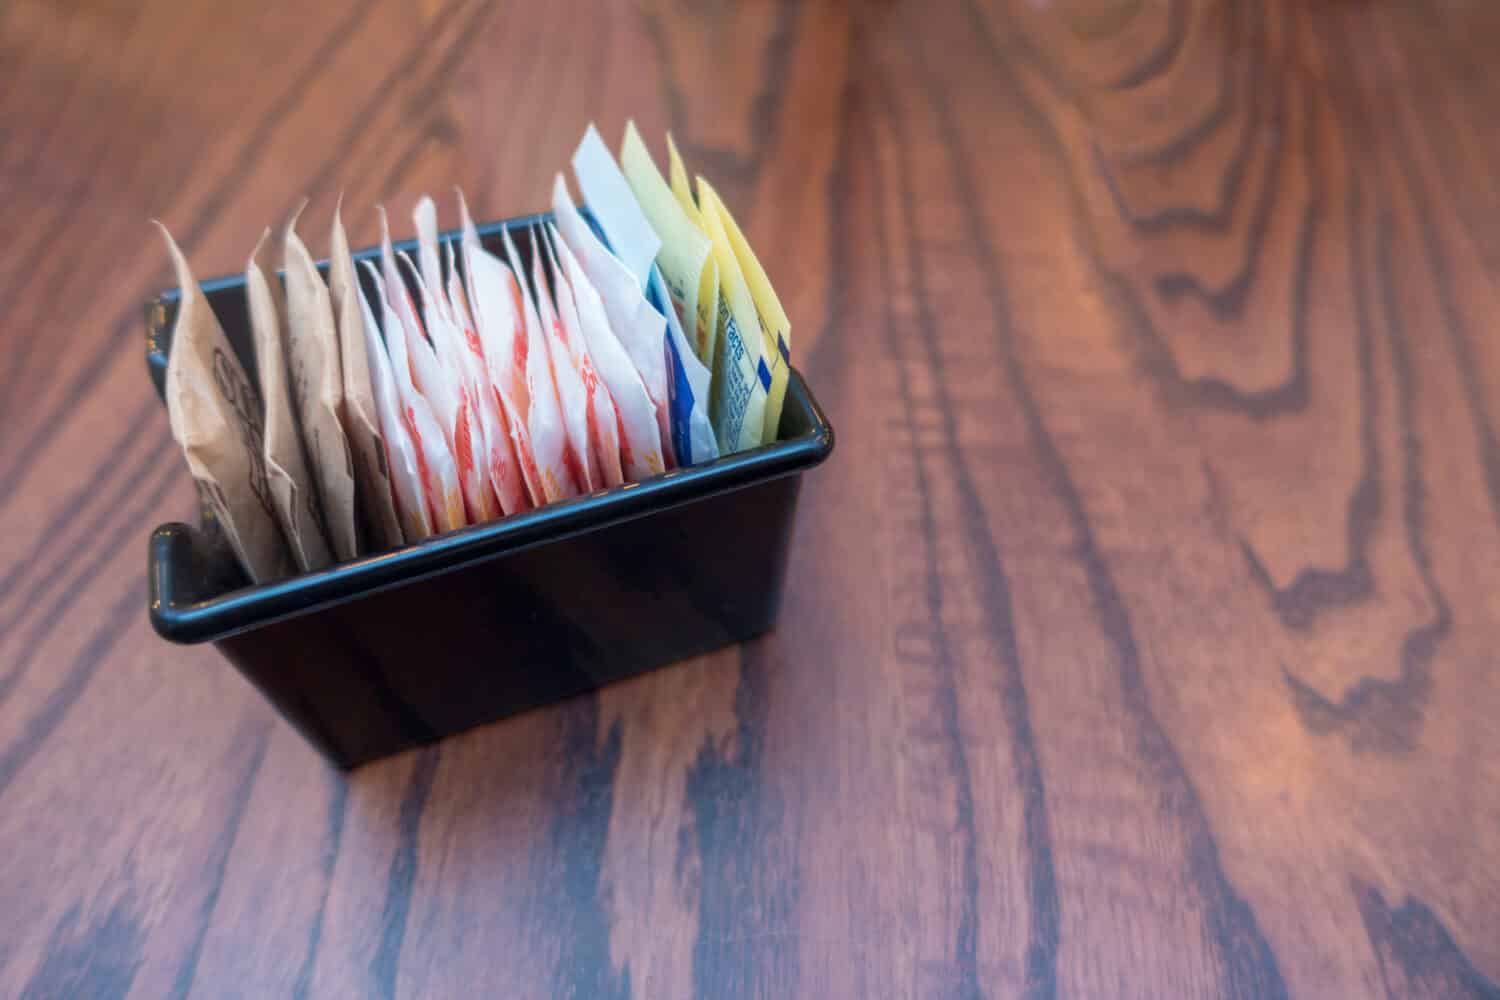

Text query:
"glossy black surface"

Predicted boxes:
[[145, 211, 833, 767]]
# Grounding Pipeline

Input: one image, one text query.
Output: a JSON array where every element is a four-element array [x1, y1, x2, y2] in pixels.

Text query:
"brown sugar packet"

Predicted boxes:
[[283, 205, 359, 562], [246, 228, 333, 572], [329, 201, 404, 551], [156, 222, 292, 584]]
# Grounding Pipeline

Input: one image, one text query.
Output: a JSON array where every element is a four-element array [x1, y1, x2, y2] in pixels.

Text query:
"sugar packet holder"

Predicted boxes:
[[145, 209, 833, 768]]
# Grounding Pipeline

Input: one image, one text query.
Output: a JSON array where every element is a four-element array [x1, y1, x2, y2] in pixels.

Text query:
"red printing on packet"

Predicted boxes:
[[403, 405, 441, 528]]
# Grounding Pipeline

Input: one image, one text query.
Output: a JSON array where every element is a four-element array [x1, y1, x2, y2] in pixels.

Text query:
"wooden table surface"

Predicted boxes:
[[5, 0, 1500, 996]]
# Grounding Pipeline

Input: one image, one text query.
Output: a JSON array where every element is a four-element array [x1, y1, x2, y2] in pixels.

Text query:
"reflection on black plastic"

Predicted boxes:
[[145, 211, 834, 768]]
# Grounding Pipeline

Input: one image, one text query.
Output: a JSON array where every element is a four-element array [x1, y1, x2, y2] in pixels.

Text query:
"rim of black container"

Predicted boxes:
[[149, 372, 832, 644]]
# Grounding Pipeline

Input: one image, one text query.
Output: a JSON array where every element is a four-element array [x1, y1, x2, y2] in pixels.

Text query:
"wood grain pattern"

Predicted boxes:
[[3, 0, 1499, 995]]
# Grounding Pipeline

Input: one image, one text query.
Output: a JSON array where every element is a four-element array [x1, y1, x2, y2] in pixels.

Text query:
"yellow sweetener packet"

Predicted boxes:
[[708, 191, 789, 442], [667, 133, 701, 225], [621, 122, 720, 372], [694, 176, 769, 453]]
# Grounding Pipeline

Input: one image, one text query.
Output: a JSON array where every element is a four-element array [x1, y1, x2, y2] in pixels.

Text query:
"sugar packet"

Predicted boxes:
[[283, 209, 360, 561], [548, 222, 663, 482], [246, 228, 332, 571], [698, 178, 789, 444], [572, 124, 718, 466], [530, 227, 600, 491], [372, 222, 467, 532], [551, 174, 676, 468], [683, 172, 770, 454], [157, 223, 291, 583], [456, 192, 545, 509], [541, 226, 624, 488], [354, 262, 433, 543], [330, 202, 404, 550], [502, 225, 579, 503], [407, 205, 499, 523], [620, 120, 719, 371], [445, 228, 530, 516]]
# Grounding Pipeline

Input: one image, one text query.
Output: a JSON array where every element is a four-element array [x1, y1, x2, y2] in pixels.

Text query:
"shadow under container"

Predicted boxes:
[[146, 210, 834, 769]]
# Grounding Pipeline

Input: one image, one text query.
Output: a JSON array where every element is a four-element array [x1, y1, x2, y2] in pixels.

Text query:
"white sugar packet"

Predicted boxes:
[[529, 227, 597, 491], [445, 232, 530, 516], [401, 236, 498, 524], [502, 225, 579, 503], [551, 173, 676, 468], [550, 221, 663, 481], [373, 222, 466, 533], [541, 226, 624, 488], [572, 124, 717, 466], [457, 192, 545, 509], [354, 260, 433, 543]]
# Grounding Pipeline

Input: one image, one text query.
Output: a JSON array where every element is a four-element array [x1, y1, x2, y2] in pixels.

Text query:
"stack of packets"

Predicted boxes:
[[160, 123, 792, 583]]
